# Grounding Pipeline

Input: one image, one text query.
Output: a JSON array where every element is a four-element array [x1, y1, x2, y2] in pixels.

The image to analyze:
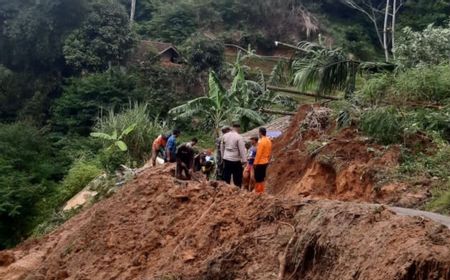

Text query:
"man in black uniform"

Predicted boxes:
[[176, 138, 198, 180]]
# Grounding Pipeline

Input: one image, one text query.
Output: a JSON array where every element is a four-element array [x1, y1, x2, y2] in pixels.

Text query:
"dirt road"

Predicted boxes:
[[389, 206, 450, 229]]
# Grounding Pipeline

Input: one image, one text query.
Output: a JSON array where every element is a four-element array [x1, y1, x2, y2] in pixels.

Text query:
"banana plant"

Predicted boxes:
[[90, 123, 137, 152]]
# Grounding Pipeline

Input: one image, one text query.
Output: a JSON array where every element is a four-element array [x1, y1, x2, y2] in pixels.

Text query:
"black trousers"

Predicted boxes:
[[254, 164, 268, 183], [223, 160, 243, 187]]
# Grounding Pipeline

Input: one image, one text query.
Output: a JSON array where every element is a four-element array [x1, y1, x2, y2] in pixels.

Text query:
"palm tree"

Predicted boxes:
[[292, 41, 358, 99]]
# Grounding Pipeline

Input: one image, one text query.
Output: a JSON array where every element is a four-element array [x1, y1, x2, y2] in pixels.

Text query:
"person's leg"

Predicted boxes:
[[256, 164, 268, 193], [242, 166, 250, 191], [151, 148, 157, 166], [176, 159, 182, 179], [249, 167, 255, 192], [233, 161, 243, 187], [254, 165, 266, 193], [222, 160, 232, 184]]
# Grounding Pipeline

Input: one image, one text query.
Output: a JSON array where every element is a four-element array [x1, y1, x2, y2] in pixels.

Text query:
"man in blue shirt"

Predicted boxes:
[[165, 129, 180, 162]]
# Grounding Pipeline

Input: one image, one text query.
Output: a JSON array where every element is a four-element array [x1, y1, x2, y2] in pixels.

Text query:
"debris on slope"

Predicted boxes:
[[268, 105, 430, 207], [1, 166, 450, 280]]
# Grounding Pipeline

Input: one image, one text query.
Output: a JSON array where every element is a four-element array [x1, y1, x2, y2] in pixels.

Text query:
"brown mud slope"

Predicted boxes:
[[267, 105, 428, 207], [1, 166, 450, 280]]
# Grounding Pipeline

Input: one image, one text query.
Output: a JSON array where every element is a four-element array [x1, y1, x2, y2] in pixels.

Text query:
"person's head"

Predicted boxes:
[[259, 127, 267, 138], [190, 137, 198, 146], [245, 141, 251, 149], [173, 129, 181, 137], [221, 126, 231, 135], [232, 123, 241, 133], [161, 134, 168, 140], [250, 136, 259, 146]]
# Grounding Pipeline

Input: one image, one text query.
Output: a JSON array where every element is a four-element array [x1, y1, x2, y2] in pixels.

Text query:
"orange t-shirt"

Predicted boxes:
[[254, 136, 272, 165], [152, 135, 167, 150]]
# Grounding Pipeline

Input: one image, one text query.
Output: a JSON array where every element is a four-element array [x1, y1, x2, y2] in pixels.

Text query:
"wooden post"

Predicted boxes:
[[267, 85, 340, 101]]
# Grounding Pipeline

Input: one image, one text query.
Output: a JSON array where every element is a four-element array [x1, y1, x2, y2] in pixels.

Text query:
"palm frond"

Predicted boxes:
[[233, 107, 265, 125], [292, 41, 354, 96], [168, 97, 212, 119]]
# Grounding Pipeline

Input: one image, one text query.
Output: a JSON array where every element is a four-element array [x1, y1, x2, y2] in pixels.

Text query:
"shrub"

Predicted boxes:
[[393, 64, 450, 102], [358, 64, 450, 103], [395, 24, 450, 67], [359, 107, 404, 145], [93, 103, 168, 170], [58, 159, 102, 203]]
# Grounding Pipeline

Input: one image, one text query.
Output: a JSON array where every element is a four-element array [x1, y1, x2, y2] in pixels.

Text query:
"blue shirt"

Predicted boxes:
[[248, 146, 257, 166], [166, 135, 177, 159]]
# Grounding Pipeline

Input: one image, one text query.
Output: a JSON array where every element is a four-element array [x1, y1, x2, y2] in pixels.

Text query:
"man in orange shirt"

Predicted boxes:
[[151, 134, 168, 166], [253, 127, 272, 193]]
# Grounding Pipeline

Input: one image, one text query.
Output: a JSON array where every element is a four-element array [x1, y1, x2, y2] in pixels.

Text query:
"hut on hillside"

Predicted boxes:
[[129, 40, 182, 66]]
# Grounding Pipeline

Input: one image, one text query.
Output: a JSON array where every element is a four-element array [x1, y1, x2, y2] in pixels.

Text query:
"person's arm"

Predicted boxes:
[[220, 137, 225, 161], [254, 140, 263, 165], [238, 137, 247, 163]]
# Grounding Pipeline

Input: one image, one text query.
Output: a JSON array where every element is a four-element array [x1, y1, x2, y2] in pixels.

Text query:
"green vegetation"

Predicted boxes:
[[1, 0, 450, 249], [93, 103, 168, 170]]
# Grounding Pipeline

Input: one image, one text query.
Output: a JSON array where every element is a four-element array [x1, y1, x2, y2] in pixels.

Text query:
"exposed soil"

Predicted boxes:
[[267, 105, 431, 208], [1, 166, 450, 280], [1, 105, 449, 280]]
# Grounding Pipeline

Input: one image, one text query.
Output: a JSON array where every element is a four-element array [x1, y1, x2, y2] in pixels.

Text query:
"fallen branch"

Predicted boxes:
[[170, 200, 217, 260], [268, 85, 340, 101], [278, 223, 297, 280], [262, 109, 296, 116]]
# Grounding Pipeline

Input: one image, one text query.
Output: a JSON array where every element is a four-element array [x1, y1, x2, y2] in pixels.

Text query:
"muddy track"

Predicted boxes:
[[389, 207, 450, 229], [1, 166, 450, 280]]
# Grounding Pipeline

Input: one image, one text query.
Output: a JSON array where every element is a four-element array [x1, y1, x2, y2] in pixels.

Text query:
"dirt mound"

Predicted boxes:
[[267, 105, 429, 207], [1, 166, 450, 280]]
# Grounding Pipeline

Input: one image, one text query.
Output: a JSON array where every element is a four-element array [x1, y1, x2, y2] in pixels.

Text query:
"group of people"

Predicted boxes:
[[150, 123, 272, 194], [150, 129, 199, 180], [217, 124, 272, 193]]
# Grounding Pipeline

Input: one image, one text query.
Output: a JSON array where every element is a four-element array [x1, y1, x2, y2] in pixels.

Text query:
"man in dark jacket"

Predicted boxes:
[[176, 138, 198, 180]]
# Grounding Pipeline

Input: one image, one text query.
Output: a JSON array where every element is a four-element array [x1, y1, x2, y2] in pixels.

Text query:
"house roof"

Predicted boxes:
[[241, 116, 292, 141], [141, 40, 180, 57]]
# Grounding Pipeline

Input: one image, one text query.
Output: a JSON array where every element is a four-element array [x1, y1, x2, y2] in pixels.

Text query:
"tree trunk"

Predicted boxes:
[[392, 0, 397, 59], [383, 0, 390, 62], [130, 0, 136, 26]]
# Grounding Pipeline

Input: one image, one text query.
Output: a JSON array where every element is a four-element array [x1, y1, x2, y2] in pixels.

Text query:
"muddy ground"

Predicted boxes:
[[268, 105, 430, 207], [1, 166, 450, 280], [1, 105, 450, 280]]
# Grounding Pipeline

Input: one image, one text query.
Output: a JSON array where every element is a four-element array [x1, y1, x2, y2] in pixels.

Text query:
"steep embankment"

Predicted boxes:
[[1, 165, 450, 280], [268, 105, 430, 208]]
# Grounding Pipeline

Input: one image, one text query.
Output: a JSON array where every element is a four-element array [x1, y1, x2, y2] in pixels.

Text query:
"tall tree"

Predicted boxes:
[[342, 0, 404, 61], [130, 0, 136, 25]]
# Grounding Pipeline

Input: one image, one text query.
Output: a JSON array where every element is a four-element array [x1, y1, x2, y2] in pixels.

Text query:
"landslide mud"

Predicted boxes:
[[1, 166, 450, 280], [267, 105, 429, 207]]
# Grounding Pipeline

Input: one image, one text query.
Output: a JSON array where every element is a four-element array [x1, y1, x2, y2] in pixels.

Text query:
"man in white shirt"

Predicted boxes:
[[221, 124, 247, 187]]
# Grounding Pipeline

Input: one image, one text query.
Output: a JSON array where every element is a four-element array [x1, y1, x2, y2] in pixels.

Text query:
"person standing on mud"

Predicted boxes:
[[215, 126, 231, 180], [221, 124, 247, 187], [243, 136, 258, 191], [151, 134, 168, 166], [166, 129, 180, 163], [254, 127, 272, 193], [176, 138, 198, 180]]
